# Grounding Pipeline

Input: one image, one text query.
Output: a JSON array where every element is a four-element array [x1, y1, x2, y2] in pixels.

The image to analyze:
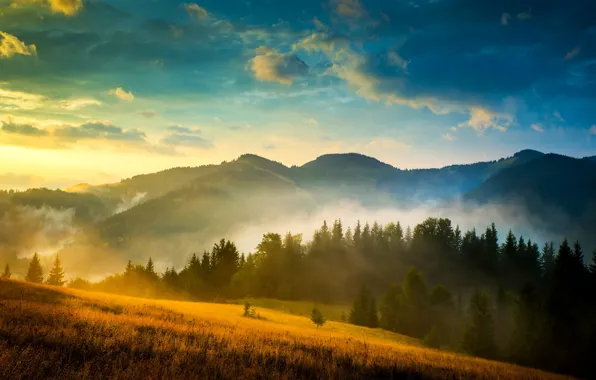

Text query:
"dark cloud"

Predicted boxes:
[[54, 122, 146, 142], [167, 125, 201, 134], [1, 121, 48, 136], [161, 133, 213, 149]]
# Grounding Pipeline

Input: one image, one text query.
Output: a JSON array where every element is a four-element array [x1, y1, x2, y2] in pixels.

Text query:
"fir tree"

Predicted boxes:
[[1, 264, 11, 279], [25, 253, 44, 283], [462, 290, 497, 359], [47, 255, 66, 286]]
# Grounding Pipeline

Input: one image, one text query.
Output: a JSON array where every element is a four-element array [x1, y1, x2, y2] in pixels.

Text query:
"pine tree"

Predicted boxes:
[[125, 260, 134, 275], [462, 290, 497, 359], [25, 253, 44, 283], [367, 296, 379, 328], [349, 285, 370, 326], [590, 250, 596, 275], [146, 257, 156, 276], [47, 255, 66, 286], [380, 283, 400, 331], [541, 242, 556, 278], [1, 264, 11, 279]]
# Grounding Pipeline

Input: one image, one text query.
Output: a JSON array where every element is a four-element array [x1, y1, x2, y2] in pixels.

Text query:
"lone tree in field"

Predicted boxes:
[[311, 307, 326, 328], [462, 290, 497, 359], [25, 253, 44, 283], [47, 255, 66, 286], [1, 264, 10, 279]]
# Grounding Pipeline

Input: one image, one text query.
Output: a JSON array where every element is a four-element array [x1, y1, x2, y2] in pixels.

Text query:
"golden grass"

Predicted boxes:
[[0, 279, 570, 379]]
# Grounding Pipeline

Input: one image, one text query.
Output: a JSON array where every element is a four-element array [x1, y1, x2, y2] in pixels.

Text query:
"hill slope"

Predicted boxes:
[[0, 280, 568, 379]]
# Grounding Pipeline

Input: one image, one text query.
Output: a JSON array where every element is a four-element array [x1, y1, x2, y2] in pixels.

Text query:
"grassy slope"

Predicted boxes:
[[0, 280, 569, 380]]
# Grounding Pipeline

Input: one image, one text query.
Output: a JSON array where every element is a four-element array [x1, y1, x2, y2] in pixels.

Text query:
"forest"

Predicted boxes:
[[9, 217, 596, 379]]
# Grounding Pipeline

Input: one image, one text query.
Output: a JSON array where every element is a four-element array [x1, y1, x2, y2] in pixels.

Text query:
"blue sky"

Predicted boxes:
[[0, 0, 595, 187]]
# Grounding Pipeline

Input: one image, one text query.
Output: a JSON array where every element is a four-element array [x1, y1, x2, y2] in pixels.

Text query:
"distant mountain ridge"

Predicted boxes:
[[6, 148, 595, 271]]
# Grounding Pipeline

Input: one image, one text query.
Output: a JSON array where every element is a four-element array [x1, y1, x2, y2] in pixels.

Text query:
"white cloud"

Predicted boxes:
[[59, 98, 102, 110], [0, 88, 45, 110], [459, 107, 513, 133], [565, 46, 581, 61], [590, 126, 596, 135], [0, 31, 37, 59], [531, 123, 544, 133], [442, 133, 456, 141], [109, 87, 135, 101], [250, 46, 308, 85]]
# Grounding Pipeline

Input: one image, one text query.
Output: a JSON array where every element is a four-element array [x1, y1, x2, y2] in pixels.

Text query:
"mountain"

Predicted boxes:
[[584, 155, 596, 164], [465, 154, 596, 244], [6, 148, 596, 275]]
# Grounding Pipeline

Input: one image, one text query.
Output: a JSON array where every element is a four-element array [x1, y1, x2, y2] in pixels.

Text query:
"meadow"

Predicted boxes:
[[0, 279, 569, 379]]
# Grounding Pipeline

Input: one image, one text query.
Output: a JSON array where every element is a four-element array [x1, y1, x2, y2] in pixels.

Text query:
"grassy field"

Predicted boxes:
[[0, 280, 569, 379]]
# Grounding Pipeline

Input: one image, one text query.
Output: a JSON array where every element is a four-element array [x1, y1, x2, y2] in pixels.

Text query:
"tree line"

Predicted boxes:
[[6, 217, 596, 378]]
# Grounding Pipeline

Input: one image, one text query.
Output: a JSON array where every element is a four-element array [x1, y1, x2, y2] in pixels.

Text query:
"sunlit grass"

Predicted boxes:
[[0, 279, 569, 379]]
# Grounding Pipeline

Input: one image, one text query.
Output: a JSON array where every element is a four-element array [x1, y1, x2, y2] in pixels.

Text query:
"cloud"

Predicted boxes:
[[304, 118, 319, 126], [250, 46, 308, 85], [565, 46, 581, 61], [263, 144, 276, 150], [214, 116, 223, 123], [0, 88, 45, 110], [184, 3, 209, 20], [333, 0, 365, 19], [387, 51, 409, 71], [364, 138, 410, 151], [501, 13, 511, 26], [1, 121, 49, 136], [136, 110, 158, 119], [167, 125, 201, 134], [442, 133, 456, 141], [459, 107, 513, 133], [108, 87, 135, 101], [9, 0, 82, 16], [0, 31, 37, 59], [161, 133, 213, 149], [54, 121, 146, 142], [48, 0, 82, 16], [531, 123, 545, 133], [590, 126, 596, 135], [517, 9, 532, 21], [59, 98, 102, 110]]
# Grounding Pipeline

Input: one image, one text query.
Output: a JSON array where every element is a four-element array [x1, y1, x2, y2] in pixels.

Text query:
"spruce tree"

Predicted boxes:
[[1, 264, 11, 279], [349, 285, 370, 326], [589, 250, 596, 275], [146, 257, 156, 276], [47, 255, 66, 286], [380, 283, 400, 331], [367, 297, 379, 328], [462, 290, 497, 359], [25, 253, 44, 283]]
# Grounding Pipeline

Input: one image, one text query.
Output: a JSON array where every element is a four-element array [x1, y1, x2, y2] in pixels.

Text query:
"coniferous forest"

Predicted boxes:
[[55, 217, 596, 378]]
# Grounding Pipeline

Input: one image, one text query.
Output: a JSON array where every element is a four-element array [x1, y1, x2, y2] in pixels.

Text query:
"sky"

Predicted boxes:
[[1, 0, 596, 188]]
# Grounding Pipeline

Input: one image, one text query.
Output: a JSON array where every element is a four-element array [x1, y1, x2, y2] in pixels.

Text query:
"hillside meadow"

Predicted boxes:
[[0, 280, 569, 379]]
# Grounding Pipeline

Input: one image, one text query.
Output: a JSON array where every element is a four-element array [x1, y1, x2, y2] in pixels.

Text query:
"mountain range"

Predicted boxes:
[[2, 149, 596, 275]]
